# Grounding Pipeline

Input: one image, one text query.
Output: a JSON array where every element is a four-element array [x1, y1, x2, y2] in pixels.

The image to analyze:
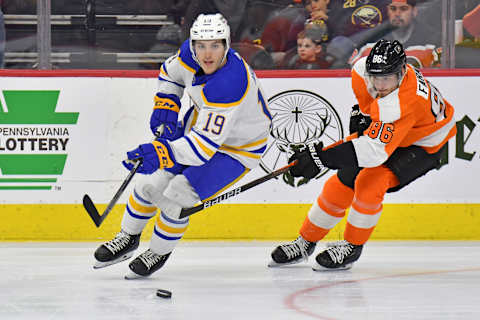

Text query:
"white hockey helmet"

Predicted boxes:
[[189, 13, 231, 64]]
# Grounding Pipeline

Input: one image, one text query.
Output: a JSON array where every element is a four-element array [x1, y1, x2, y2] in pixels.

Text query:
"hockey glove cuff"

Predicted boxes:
[[150, 93, 181, 140], [288, 142, 324, 179], [123, 139, 176, 174]]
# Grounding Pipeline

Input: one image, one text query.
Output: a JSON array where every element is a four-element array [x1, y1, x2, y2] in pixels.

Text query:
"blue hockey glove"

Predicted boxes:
[[150, 93, 181, 140], [122, 139, 176, 174]]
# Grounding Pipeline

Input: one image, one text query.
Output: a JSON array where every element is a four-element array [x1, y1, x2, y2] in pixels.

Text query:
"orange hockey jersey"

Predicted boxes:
[[349, 57, 456, 168]]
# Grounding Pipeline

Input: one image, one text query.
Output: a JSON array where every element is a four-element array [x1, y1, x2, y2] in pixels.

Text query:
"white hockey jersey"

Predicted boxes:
[[156, 40, 272, 169]]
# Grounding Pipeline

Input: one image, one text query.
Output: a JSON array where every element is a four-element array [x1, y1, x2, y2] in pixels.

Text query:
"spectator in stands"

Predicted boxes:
[[260, 0, 330, 66], [455, 1, 480, 68], [305, 0, 330, 23], [326, 0, 390, 39], [283, 20, 330, 69], [463, 4, 480, 37], [231, 42, 275, 69], [349, 0, 442, 68], [237, 0, 289, 44], [260, 0, 307, 54]]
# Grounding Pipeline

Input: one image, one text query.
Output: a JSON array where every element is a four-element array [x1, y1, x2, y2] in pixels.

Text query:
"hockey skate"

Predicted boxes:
[[124, 249, 171, 279], [312, 241, 363, 271], [325, 240, 349, 248], [93, 230, 141, 269], [268, 236, 316, 267]]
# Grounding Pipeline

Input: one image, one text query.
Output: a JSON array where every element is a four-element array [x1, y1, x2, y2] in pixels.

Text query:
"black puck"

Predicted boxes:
[[156, 289, 172, 299]]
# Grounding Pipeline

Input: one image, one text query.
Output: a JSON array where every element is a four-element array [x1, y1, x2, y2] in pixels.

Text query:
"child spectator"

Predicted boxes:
[[260, 0, 330, 65], [284, 20, 330, 69]]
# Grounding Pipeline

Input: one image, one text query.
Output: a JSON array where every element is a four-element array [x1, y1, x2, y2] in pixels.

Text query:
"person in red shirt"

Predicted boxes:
[[268, 39, 456, 270], [463, 4, 480, 38]]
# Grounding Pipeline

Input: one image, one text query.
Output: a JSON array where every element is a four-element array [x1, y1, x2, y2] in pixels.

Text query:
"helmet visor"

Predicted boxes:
[[367, 73, 401, 95]]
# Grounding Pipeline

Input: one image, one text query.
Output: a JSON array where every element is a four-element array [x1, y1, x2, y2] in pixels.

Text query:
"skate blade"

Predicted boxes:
[[124, 270, 149, 280], [312, 262, 353, 272], [93, 252, 135, 269], [267, 258, 306, 268]]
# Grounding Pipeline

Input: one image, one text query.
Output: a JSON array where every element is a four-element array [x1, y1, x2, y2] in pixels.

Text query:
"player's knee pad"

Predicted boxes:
[[321, 174, 355, 209], [354, 166, 398, 205], [163, 175, 201, 209], [135, 170, 175, 204]]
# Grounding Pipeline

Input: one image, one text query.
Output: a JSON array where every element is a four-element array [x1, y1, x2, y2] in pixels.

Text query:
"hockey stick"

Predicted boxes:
[[83, 127, 163, 227], [178, 160, 297, 219], [83, 159, 142, 227]]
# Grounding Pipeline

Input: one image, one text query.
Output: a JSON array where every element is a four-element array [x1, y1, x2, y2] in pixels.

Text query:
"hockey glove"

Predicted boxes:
[[122, 139, 175, 174], [288, 142, 324, 179], [349, 104, 372, 136], [150, 93, 181, 140]]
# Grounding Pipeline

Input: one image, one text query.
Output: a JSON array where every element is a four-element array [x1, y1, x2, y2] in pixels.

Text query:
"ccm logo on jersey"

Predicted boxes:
[[204, 188, 242, 208]]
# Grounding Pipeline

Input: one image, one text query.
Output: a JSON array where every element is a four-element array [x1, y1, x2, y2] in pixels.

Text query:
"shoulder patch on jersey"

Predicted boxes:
[[201, 50, 249, 107], [178, 40, 200, 73]]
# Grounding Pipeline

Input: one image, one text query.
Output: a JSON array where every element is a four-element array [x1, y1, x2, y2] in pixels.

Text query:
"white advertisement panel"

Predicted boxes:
[[0, 75, 478, 204]]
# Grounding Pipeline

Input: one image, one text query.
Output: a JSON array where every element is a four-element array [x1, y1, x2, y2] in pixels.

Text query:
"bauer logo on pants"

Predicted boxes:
[[261, 90, 344, 187], [0, 90, 79, 190]]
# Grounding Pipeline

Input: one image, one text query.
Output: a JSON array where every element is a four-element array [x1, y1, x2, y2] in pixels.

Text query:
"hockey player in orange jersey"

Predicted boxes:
[[269, 39, 457, 271]]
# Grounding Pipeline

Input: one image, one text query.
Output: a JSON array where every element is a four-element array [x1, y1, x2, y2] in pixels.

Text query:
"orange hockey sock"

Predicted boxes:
[[300, 174, 354, 242], [344, 166, 399, 245]]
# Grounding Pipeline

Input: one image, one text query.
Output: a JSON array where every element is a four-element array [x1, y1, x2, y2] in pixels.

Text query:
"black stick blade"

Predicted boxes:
[[82, 194, 103, 228]]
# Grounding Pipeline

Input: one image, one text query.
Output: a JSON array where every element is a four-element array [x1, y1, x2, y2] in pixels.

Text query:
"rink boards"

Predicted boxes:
[[0, 70, 479, 240]]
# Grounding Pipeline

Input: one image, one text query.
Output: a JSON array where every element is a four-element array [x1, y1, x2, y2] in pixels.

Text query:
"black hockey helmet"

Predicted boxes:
[[366, 39, 406, 76]]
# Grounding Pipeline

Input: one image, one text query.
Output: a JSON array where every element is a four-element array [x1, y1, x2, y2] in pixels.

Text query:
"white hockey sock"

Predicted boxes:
[[149, 211, 189, 255], [121, 188, 157, 235]]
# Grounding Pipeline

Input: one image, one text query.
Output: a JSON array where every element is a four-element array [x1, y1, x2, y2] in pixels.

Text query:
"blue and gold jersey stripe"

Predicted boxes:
[[200, 58, 250, 108], [258, 90, 272, 120], [219, 145, 263, 159], [191, 128, 220, 149], [177, 41, 199, 73], [183, 135, 208, 163]]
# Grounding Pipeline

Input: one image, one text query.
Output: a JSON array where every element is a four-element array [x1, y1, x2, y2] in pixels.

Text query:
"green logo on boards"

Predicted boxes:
[[0, 90, 79, 190]]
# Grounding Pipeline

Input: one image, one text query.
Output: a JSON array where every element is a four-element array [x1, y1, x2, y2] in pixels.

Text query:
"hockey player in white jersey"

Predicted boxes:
[[93, 13, 272, 278]]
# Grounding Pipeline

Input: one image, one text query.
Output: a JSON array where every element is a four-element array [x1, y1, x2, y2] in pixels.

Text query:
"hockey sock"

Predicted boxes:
[[121, 189, 157, 235], [345, 166, 398, 244], [149, 211, 189, 255], [300, 174, 354, 242]]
